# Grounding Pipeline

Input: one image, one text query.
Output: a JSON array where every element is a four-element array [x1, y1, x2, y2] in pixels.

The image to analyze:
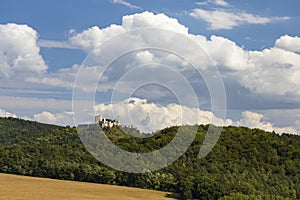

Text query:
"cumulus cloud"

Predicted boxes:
[[121, 12, 188, 35], [198, 35, 252, 70], [2, 13, 299, 134], [34, 111, 74, 125], [0, 108, 17, 118], [32, 12, 196, 95], [34, 111, 57, 124], [112, 0, 141, 9], [237, 111, 274, 131], [98, 99, 299, 134], [69, 12, 188, 52], [35, 98, 296, 135], [241, 47, 300, 96], [191, 34, 300, 99], [236, 111, 297, 134], [0, 23, 47, 78], [275, 35, 300, 53], [95, 97, 232, 133], [135, 51, 154, 64], [0, 96, 75, 125], [69, 25, 126, 51], [189, 8, 290, 30], [31, 12, 300, 101]]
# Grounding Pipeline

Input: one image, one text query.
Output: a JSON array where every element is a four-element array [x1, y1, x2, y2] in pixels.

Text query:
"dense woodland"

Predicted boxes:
[[0, 117, 299, 199]]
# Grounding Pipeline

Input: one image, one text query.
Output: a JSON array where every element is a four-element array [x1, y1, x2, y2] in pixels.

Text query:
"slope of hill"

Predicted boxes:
[[0, 117, 299, 199], [0, 173, 172, 200]]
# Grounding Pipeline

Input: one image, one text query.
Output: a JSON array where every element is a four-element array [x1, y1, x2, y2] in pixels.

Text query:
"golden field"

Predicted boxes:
[[0, 173, 174, 200]]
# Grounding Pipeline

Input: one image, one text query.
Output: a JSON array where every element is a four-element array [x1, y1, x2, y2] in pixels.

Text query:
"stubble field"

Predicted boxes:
[[0, 173, 173, 200]]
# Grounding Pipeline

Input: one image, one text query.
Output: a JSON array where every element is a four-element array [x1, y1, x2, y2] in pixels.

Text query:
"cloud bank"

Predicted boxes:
[[95, 98, 232, 133], [2, 97, 297, 134], [0, 108, 17, 118], [39, 12, 300, 100], [0, 12, 299, 134]]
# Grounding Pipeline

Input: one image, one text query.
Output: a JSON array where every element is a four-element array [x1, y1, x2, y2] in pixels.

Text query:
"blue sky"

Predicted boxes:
[[0, 0, 300, 134], [2, 0, 298, 48]]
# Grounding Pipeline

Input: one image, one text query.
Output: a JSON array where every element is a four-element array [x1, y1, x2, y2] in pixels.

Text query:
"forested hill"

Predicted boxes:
[[0, 117, 300, 199]]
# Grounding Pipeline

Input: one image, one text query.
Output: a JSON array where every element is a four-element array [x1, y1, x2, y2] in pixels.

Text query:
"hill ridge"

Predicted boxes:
[[0, 117, 299, 199]]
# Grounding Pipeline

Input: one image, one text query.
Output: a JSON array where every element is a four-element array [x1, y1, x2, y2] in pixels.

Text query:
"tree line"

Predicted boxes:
[[0, 117, 299, 199]]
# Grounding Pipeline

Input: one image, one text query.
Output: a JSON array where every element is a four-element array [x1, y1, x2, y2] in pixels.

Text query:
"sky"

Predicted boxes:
[[0, 0, 300, 134]]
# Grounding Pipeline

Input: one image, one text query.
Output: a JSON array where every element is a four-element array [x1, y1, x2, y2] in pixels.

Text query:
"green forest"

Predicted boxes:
[[0, 117, 299, 199]]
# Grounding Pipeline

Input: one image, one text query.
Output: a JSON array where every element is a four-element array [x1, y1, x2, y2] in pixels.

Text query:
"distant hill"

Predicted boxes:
[[0, 117, 299, 199]]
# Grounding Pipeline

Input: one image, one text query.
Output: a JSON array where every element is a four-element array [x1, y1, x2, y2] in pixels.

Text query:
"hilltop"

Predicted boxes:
[[0, 117, 299, 199]]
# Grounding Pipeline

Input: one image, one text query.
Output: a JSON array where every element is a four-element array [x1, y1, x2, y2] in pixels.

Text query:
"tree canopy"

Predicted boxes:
[[0, 117, 299, 199]]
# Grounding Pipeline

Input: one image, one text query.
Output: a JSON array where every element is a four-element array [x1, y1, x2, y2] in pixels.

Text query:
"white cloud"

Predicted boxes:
[[190, 34, 300, 99], [241, 47, 300, 96], [1, 13, 299, 134], [0, 96, 298, 135], [1, 14, 293, 102], [260, 109, 300, 130], [69, 12, 188, 52], [69, 25, 125, 51], [27, 76, 74, 88], [26, 64, 80, 89], [237, 111, 274, 131], [121, 11, 188, 35], [275, 35, 300, 53], [32, 12, 192, 93], [26, 64, 104, 92], [112, 0, 141, 9], [196, 2, 209, 6], [0, 108, 17, 118], [0, 96, 72, 114], [31, 12, 300, 100], [1, 105, 297, 135], [0, 96, 75, 125], [38, 39, 76, 49], [82, 98, 299, 134], [95, 97, 232, 133], [198, 35, 252, 70], [34, 111, 74, 125], [196, 0, 230, 7], [0, 23, 47, 78], [34, 111, 57, 124], [0, 96, 78, 126], [189, 8, 290, 30], [135, 50, 154, 64], [236, 111, 297, 134], [213, 0, 229, 7]]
